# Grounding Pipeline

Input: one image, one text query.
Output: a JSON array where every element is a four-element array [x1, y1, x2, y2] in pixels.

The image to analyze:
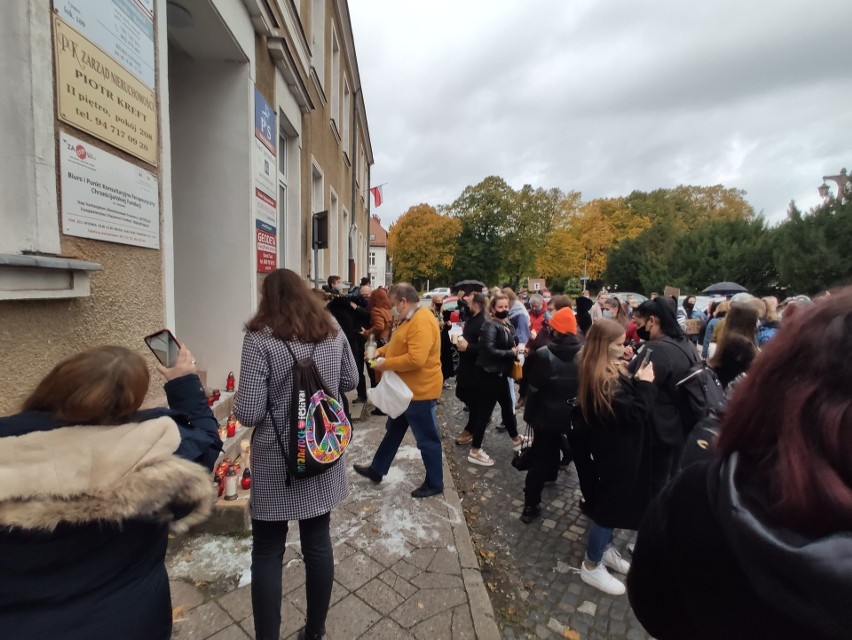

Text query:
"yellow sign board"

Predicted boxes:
[[54, 15, 158, 166]]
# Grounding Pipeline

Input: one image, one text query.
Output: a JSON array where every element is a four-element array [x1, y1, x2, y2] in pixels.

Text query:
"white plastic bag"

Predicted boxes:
[[367, 370, 413, 418]]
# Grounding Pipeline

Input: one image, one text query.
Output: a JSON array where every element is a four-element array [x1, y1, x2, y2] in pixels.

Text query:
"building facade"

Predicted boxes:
[[0, 0, 373, 414], [368, 215, 392, 288]]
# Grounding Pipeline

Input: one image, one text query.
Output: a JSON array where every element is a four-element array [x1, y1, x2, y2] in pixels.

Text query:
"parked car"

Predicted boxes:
[[610, 292, 648, 305], [423, 287, 451, 299]]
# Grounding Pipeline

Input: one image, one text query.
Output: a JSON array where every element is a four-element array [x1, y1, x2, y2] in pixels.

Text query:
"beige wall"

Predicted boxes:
[[0, 235, 164, 415]]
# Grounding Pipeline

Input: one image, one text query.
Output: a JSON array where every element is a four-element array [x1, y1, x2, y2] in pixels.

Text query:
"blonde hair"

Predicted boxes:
[[578, 319, 625, 422], [488, 293, 509, 315]]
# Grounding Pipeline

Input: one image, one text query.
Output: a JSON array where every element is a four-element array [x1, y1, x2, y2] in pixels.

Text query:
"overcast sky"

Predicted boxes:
[[348, 0, 851, 230]]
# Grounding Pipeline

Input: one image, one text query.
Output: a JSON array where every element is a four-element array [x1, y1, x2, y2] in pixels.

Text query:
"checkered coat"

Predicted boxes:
[[235, 323, 358, 521]]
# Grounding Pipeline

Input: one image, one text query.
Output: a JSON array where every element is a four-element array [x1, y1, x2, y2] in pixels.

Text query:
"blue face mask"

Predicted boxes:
[[545, 311, 554, 321], [603, 310, 614, 319]]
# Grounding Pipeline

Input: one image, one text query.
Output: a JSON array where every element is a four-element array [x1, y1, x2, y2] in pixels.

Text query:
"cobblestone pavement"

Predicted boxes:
[[166, 401, 501, 640], [437, 384, 653, 640]]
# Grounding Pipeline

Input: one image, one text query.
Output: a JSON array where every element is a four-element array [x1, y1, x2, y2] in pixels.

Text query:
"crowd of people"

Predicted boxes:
[[1, 268, 848, 640]]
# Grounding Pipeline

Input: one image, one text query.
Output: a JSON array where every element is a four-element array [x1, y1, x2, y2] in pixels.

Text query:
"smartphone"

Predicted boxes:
[[144, 329, 181, 368], [640, 347, 653, 367]]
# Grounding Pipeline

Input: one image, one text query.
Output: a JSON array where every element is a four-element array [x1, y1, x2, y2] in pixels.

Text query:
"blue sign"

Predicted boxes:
[[256, 219, 276, 234], [254, 87, 276, 154]]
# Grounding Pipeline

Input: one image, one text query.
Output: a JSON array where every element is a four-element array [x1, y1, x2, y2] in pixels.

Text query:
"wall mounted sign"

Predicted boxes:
[[54, 15, 158, 165], [60, 132, 159, 249]]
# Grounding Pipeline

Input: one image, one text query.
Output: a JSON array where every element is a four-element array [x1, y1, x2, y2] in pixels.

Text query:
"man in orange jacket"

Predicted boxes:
[[353, 282, 445, 498]]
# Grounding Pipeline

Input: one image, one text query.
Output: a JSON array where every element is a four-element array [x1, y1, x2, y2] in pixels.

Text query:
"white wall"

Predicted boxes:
[[275, 71, 302, 272], [169, 56, 253, 387]]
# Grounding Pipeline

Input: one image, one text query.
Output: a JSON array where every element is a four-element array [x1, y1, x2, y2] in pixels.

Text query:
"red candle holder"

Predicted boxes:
[[207, 395, 215, 407], [226, 372, 235, 392], [226, 415, 237, 438], [212, 389, 221, 401], [241, 468, 252, 490]]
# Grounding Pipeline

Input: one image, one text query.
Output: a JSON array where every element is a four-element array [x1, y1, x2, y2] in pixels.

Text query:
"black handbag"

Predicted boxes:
[[511, 423, 534, 471]]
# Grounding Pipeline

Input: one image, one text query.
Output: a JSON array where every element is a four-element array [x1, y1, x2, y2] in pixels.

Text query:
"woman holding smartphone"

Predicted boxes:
[[575, 319, 657, 595], [235, 268, 358, 640], [0, 344, 220, 639]]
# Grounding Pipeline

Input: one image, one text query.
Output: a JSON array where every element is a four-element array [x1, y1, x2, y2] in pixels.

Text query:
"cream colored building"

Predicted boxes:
[[0, 0, 373, 414]]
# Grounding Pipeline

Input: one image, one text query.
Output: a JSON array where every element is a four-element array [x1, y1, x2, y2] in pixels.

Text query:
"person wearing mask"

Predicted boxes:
[[465, 293, 527, 466], [628, 287, 852, 640], [502, 287, 530, 425], [630, 298, 697, 489], [235, 269, 358, 640], [0, 345, 220, 639], [432, 295, 455, 388], [322, 275, 345, 296], [519, 308, 582, 523], [574, 319, 658, 595], [528, 294, 547, 339], [677, 295, 705, 345], [354, 283, 445, 499], [453, 292, 487, 446]]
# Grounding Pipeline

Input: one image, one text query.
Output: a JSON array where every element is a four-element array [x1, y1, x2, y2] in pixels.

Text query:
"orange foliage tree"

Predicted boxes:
[[387, 204, 461, 289]]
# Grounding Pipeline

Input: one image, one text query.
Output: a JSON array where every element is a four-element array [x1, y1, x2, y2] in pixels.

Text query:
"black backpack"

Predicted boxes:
[[270, 341, 352, 483], [671, 341, 726, 433]]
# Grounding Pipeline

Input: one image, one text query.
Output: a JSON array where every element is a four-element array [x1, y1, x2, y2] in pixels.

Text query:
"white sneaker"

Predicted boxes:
[[602, 547, 631, 574], [580, 561, 626, 595]]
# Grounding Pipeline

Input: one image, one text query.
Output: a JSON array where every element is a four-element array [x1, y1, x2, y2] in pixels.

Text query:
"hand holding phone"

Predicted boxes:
[[145, 329, 197, 380]]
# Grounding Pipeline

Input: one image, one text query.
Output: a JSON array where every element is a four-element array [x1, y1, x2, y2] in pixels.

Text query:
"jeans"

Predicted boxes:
[[370, 399, 444, 490], [251, 514, 333, 640], [586, 521, 614, 564]]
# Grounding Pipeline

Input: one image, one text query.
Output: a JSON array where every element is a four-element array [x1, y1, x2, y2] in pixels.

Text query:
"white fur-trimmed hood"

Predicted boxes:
[[0, 417, 215, 534]]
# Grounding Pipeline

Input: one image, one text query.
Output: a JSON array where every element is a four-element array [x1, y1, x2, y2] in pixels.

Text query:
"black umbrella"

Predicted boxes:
[[701, 281, 748, 295], [453, 279, 486, 294]]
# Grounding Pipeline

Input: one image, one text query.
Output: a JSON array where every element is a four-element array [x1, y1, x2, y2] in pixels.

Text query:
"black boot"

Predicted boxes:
[[297, 628, 325, 640], [520, 503, 542, 524]]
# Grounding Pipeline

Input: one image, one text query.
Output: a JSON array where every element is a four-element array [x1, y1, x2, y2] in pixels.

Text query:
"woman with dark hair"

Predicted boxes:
[[235, 268, 358, 640], [628, 287, 852, 640], [364, 287, 394, 407], [574, 319, 658, 595], [464, 293, 527, 466], [709, 304, 759, 389], [0, 345, 219, 639], [630, 298, 698, 487], [575, 294, 595, 338], [453, 292, 487, 445], [431, 294, 456, 387]]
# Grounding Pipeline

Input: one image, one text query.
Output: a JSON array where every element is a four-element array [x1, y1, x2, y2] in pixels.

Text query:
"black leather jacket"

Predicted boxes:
[[476, 318, 517, 376]]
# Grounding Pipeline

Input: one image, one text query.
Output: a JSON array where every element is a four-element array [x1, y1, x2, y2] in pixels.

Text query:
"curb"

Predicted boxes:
[[442, 454, 502, 640]]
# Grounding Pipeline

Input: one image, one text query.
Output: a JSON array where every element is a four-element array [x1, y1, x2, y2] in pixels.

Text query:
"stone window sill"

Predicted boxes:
[[0, 254, 102, 301]]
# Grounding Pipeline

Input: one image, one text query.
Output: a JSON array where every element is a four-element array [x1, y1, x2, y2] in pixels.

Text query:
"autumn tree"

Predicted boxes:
[[387, 204, 461, 290]]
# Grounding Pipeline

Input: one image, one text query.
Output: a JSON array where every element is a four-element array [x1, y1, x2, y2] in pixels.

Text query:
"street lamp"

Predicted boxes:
[[818, 167, 850, 202]]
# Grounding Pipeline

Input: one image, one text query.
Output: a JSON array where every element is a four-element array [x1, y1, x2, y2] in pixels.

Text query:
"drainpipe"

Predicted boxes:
[[350, 87, 361, 285]]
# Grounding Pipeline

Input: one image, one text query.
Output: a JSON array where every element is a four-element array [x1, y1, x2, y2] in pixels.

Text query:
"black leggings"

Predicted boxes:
[[251, 513, 333, 640], [471, 372, 518, 448]]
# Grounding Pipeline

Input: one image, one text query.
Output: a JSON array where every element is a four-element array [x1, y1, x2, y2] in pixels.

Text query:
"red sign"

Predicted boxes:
[[256, 226, 277, 273]]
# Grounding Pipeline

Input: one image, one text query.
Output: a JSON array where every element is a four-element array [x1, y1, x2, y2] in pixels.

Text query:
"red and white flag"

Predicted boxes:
[[370, 186, 383, 208]]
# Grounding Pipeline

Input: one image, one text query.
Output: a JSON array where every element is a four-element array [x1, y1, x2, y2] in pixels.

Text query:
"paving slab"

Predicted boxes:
[[167, 391, 501, 639]]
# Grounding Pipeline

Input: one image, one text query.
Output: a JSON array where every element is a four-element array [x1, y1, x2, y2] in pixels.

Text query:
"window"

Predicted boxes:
[[369, 252, 376, 267], [329, 189, 339, 273], [369, 233, 375, 241], [311, 0, 325, 88], [330, 27, 340, 134], [342, 77, 351, 156], [278, 131, 288, 268]]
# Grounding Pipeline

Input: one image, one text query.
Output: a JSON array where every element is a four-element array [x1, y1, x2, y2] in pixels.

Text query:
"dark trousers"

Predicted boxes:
[[251, 513, 333, 640], [523, 428, 562, 506], [471, 372, 518, 448], [352, 335, 367, 398]]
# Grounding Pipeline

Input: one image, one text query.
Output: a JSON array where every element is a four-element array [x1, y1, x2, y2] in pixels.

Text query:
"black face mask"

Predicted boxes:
[[494, 310, 509, 320], [435, 303, 442, 310], [636, 325, 651, 341], [684, 302, 695, 315]]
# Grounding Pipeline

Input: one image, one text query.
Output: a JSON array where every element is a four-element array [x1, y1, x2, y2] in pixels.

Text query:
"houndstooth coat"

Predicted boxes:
[[235, 323, 358, 521]]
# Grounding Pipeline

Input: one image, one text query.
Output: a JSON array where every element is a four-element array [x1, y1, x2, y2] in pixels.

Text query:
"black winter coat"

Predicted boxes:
[[628, 456, 852, 640], [522, 334, 581, 429], [0, 374, 219, 640], [575, 377, 658, 530], [629, 336, 696, 447], [455, 311, 486, 394], [476, 318, 517, 377]]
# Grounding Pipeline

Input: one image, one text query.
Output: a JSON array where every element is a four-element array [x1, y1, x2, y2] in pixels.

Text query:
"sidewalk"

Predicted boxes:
[[166, 401, 501, 640]]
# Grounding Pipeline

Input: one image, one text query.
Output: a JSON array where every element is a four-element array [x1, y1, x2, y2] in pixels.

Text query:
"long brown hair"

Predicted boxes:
[[716, 286, 852, 536], [709, 304, 758, 369], [246, 268, 337, 343], [369, 286, 392, 311], [578, 319, 625, 422], [22, 346, 150, 424]]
